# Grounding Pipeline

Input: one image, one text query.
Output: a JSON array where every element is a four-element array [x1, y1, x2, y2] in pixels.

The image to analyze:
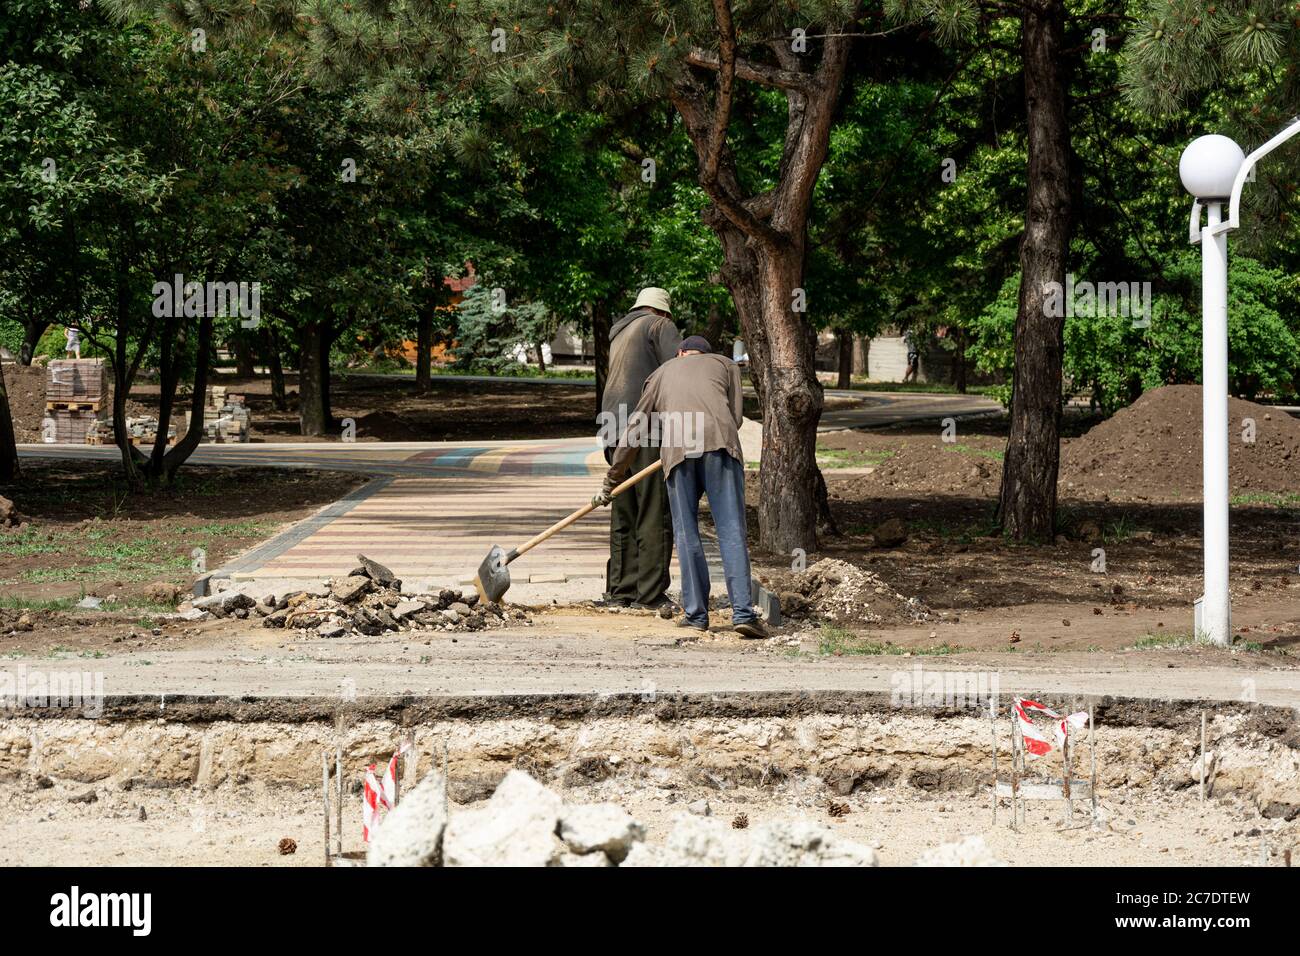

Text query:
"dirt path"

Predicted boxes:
[[3, 610, 1296, 704]]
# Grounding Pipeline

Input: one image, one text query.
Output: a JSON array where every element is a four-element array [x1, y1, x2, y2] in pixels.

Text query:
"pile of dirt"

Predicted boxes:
[[349, 410, 428, 442], [1060, 385, 1300, 499], [195, 555, 532, 636], [3, 363, 54, 443], [759, 558, 930, 627]]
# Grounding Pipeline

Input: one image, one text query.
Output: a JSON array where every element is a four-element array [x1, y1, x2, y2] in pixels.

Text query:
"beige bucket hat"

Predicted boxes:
[[632, 287, 672, 314]]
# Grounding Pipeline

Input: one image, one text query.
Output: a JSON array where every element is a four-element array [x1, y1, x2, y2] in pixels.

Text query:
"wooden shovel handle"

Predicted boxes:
[[510, 458, 663, 561]]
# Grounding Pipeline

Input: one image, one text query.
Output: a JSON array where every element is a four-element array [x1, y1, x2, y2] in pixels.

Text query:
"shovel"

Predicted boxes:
[[473, 458, 664, 604]]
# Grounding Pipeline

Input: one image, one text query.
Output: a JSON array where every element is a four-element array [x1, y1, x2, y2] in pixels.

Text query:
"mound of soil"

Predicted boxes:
[[349, 410, 428, 442], [3, 363, 56, 443], [1059, 385, 1300, 500], [760, 558, 931, 627]]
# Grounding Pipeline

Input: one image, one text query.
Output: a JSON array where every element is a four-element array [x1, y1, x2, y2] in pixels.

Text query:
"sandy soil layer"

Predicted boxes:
[[0, 759, 1290, 867]]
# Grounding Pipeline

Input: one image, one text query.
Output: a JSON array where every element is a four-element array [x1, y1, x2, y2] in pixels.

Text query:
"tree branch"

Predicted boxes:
[[684, 48, 814, 93]]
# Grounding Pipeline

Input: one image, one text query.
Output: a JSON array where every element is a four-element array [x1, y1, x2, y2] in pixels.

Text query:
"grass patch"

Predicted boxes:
[[0, 596, 80, 612], [1231, 492, 1300, 508], [942, 443, 1003, 462], [817, 625, 962, 656], [838, 381, 997, 396], [1129, 631, 1196, 650], [815, 446, 894, 470]]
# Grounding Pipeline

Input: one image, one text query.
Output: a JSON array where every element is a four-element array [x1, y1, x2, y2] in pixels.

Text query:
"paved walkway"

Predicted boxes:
[[17, 391, 1000, 601]]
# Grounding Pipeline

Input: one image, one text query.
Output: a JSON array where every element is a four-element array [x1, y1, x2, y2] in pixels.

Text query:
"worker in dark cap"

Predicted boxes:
[[596, 287, 681, 610], [594, 335, 767, 638]]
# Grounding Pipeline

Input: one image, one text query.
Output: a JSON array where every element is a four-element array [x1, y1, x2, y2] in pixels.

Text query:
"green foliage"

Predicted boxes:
[[972, 254, 1300, 412]]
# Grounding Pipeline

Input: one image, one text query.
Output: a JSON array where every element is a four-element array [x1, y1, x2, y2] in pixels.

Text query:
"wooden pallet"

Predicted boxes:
[[87, 435, 177, 447], [46, 400, 101, 411]]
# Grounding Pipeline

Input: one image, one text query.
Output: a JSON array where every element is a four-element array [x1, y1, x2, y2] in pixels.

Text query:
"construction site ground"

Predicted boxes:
[[2, 379, 1298, 867]]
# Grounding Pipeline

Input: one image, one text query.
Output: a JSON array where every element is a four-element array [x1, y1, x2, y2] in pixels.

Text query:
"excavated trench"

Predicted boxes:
[[2, 692, 1298, 822]]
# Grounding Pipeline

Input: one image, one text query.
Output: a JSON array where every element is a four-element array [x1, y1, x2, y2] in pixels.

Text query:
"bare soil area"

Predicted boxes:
[[793, 386, 1300, 655], [6, 366, 597, 444], [0, 461, 367, 616]]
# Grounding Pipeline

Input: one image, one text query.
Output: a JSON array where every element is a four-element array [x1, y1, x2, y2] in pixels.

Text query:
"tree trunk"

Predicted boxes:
[[319, 320, 335, 428], [0, 360, 19, 481], [853, 335, 868, 376], [233, 331, 255, 378], [997, 0, 1072, 541], [416, 310, 433, 392], [952, 327, 968, 394], [533, 342, 546, 373], [705, 299, 724, 350], [148, 314, 180, 476], [298, 319, 327, 436], [714, 219, 822, 552], [159, 313, 214, 484], [20, 321, 47, 365], [753, 242, 823, 555], [835, 328, 852, 389], [592, 298, 611, 413], [265, 327, 287, 411]]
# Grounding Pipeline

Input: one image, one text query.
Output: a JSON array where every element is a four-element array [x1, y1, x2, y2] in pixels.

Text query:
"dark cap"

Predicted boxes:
[[679, 335, 713, 354]]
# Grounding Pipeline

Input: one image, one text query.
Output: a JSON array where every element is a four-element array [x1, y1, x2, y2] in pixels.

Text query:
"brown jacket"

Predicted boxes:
[[600, 308, 682, 430], [610, 352, 744, 480]]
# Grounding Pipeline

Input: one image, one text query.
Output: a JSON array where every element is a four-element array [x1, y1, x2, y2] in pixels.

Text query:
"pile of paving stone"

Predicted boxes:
[[194, 555, 531, 637]]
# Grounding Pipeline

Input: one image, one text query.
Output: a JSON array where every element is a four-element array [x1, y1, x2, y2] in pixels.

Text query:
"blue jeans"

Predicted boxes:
[[665, 450, 755, 627]]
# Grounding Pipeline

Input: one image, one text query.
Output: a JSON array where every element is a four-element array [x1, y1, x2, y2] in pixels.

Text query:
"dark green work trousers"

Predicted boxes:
[[605, 443, 673, 605]]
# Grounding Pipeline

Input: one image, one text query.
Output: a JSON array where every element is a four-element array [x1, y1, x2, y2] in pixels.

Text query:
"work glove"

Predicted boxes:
[[590, 471, 620, 507]]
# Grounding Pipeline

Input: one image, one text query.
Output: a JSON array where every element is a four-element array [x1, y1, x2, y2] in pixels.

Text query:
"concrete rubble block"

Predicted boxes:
[[367, 771, 449, 867], [913, 835, 1006, 867], [442, 770, 566, 867], [317, 624, 346, 639], [622, 815, 878, 867], [391, 600, 427, 620], [354, 554, 400, 589], [742, 820, 878, 867], [557, 850, 612, 867], [621, 814, 746, 867], [261, 608, 289, 628], [558, 802, 645, 863], [331, 575, 372, 603], [191, 590, 256, 615]]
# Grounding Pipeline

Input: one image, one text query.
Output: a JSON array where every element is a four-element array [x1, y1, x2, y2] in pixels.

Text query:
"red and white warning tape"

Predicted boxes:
[[1013, 697, 1089, 758], [362, 741, 411, 843]]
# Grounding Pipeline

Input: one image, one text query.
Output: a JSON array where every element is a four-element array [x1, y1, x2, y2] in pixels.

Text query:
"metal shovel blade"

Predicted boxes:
[[473, 544, 511, 604]]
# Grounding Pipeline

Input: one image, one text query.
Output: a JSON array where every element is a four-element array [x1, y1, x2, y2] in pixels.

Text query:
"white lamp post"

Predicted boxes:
[[1180, 120, 1300, 646]]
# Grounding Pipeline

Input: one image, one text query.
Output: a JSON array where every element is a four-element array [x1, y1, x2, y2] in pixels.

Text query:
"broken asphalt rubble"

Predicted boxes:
[[190, 554, 532, 636]]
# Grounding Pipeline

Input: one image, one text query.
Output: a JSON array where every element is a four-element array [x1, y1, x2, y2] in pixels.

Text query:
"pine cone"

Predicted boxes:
[[278, 837, 297, 856], [827, 801, 850, 818], [731, 812, 749, 830]]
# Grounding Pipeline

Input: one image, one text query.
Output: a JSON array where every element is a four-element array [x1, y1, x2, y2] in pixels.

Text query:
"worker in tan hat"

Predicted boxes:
[[595, 286, 682, 609]]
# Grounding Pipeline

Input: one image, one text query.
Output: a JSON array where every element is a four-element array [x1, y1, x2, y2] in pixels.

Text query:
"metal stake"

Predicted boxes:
[[1089, 704, 1098, 826], [990, 703, 998, 827], [1009, 711, 1021, 830], [335, 746, 343, 856], [321, 750, 330, 867], [1200, 710, 1207, 802]]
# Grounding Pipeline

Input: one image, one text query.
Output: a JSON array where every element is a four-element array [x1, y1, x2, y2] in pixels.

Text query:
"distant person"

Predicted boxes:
[[596, 336, 766, 639], [64, 325, 81, 360], [596, 287, 681, 610], [902, 329, 919, 384]]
